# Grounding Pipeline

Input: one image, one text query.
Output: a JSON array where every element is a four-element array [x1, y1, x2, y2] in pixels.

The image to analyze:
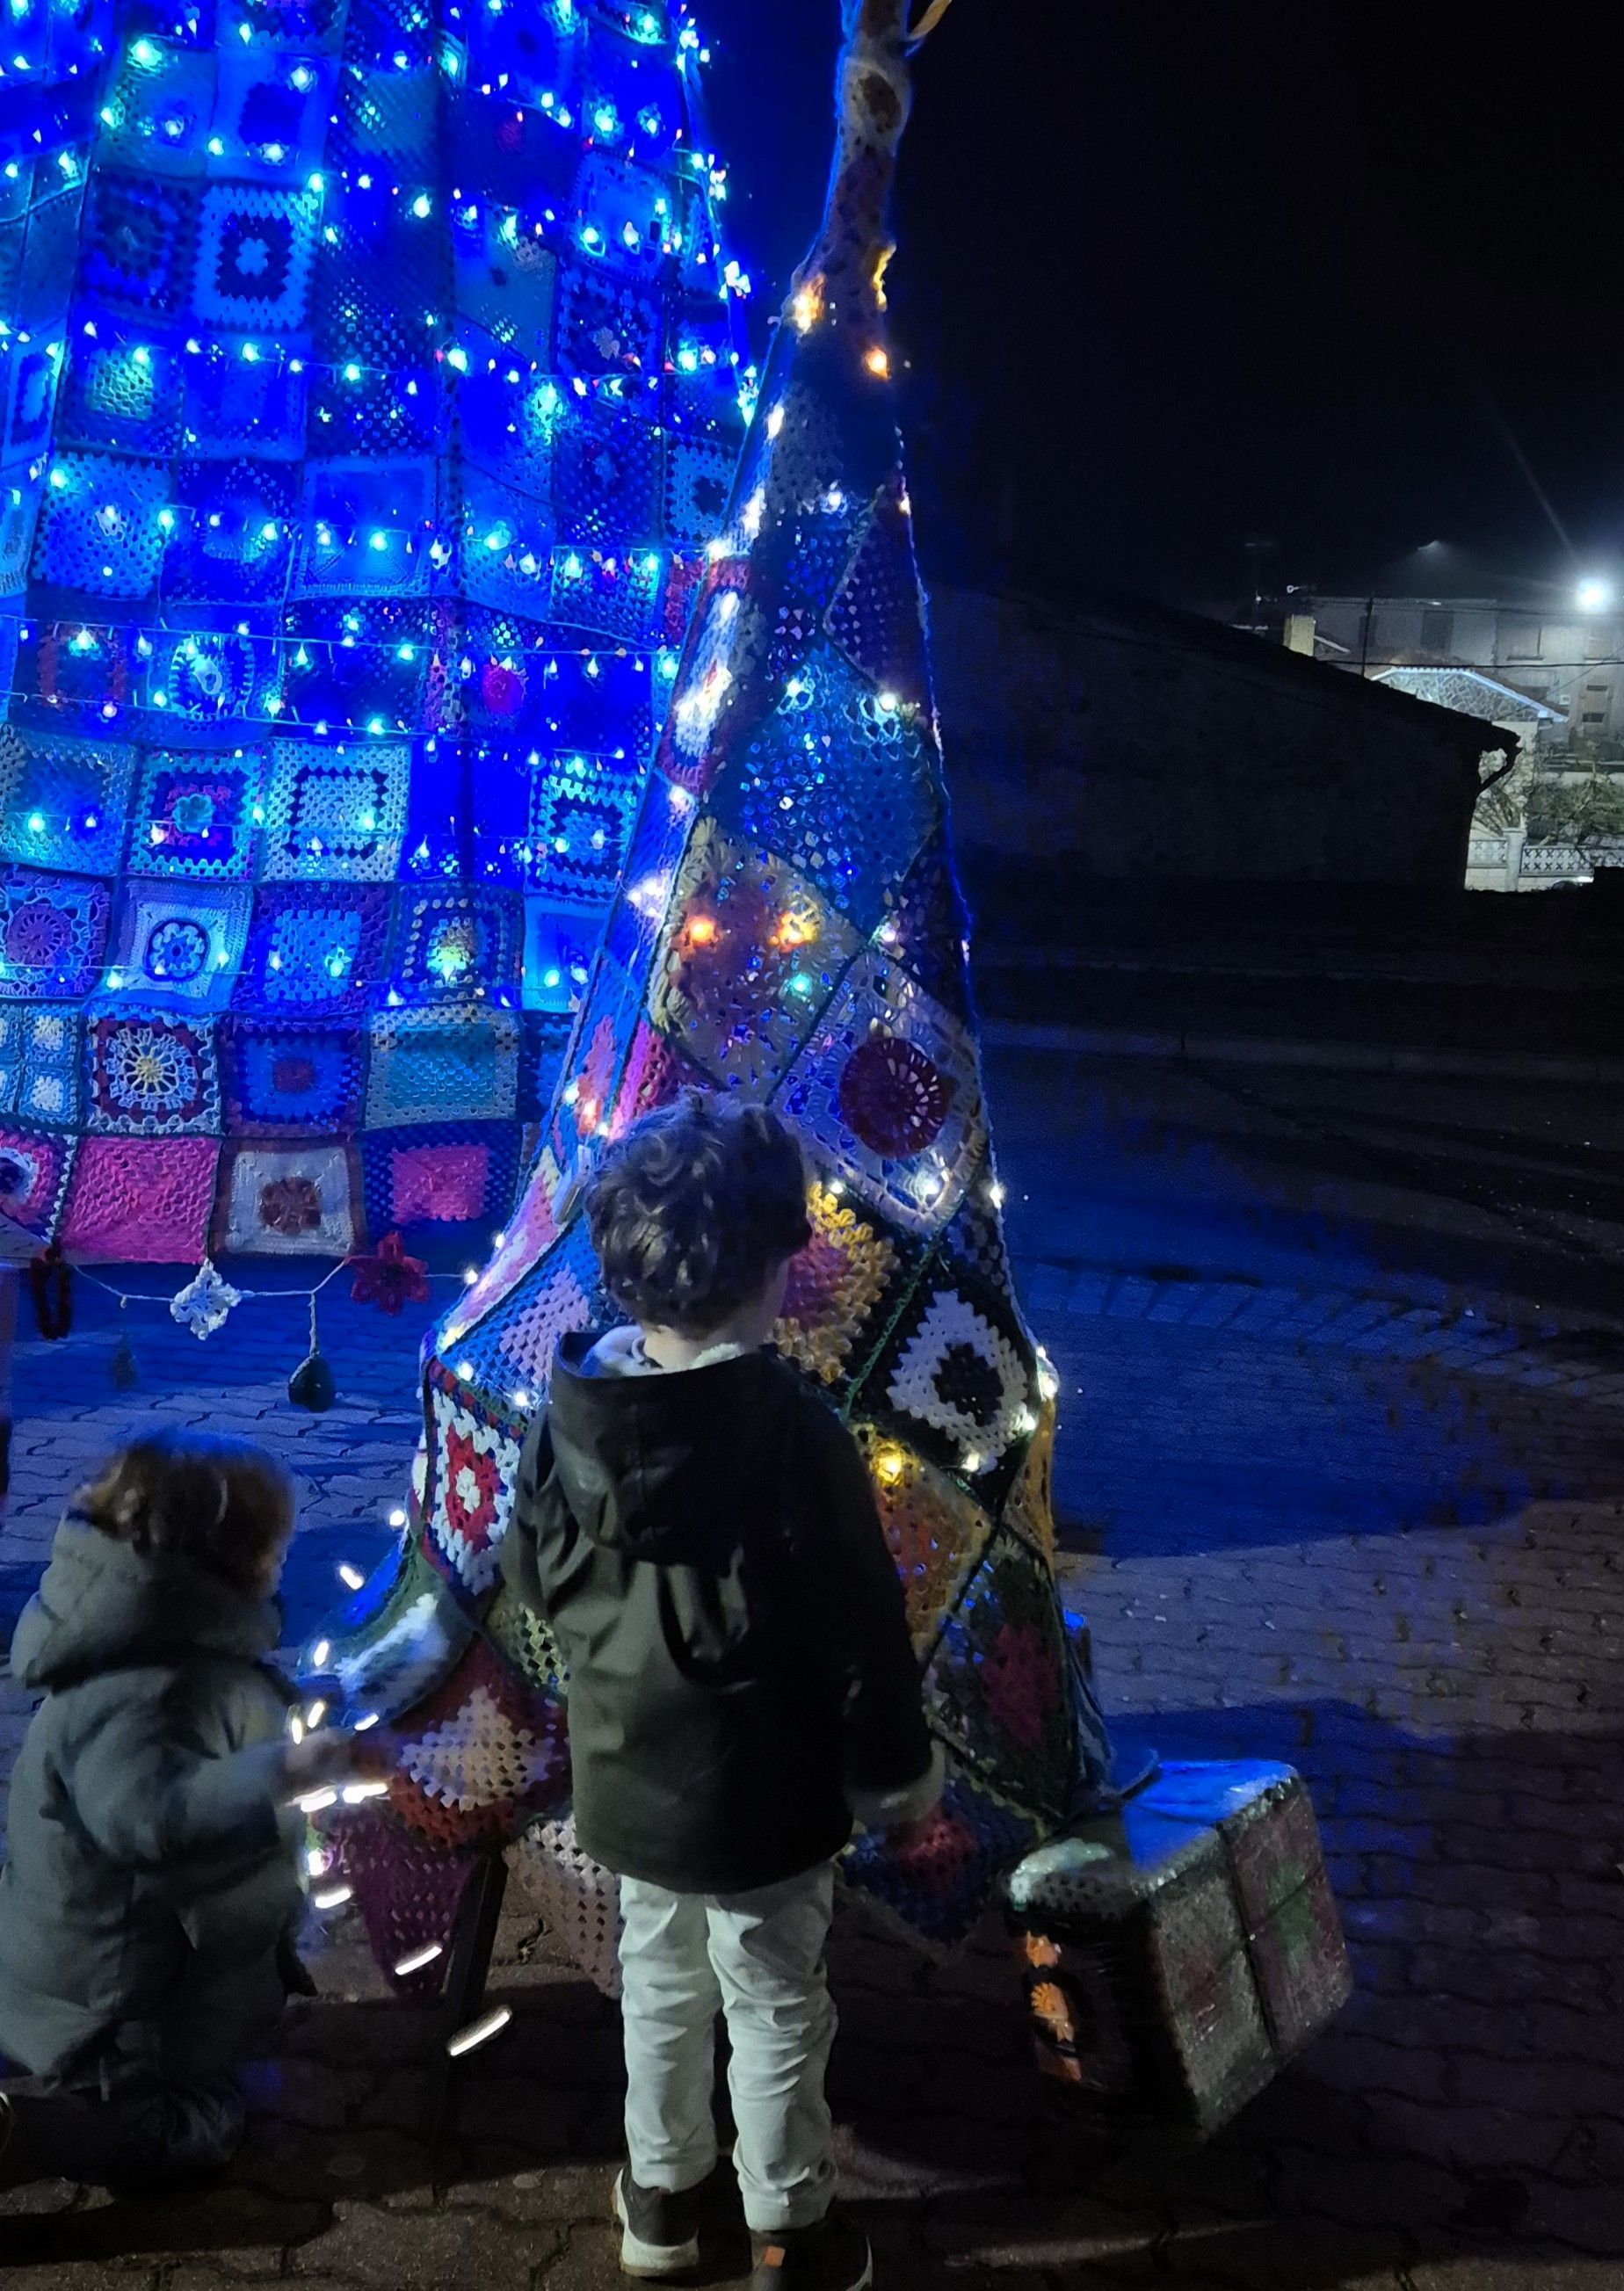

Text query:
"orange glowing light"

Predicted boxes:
[[686, 914, 718, 946], [773, 910, 815, 949], [865, 346, 890, 379], [874, 1444, 907, 1488]]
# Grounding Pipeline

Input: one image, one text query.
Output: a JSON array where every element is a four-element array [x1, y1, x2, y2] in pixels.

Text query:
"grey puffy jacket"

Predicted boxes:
[[0, 1519, 304, 2084]]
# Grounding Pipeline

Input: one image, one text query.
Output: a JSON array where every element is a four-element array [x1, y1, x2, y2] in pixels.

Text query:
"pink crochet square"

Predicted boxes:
[[390, 1142, 489, 1226], [62, 1137, 219, 1262]]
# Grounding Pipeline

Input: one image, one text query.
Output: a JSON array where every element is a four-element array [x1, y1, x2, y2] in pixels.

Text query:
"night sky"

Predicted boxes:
[[698, 4, 1624, 611]]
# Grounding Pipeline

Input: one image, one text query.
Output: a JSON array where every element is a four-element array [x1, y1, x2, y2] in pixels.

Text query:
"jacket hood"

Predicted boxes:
[[7, 1518, 282, 1691], [546, 1330, 794, 1564]]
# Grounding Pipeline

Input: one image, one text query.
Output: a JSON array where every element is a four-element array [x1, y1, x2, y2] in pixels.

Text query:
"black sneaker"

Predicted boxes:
[[750, 2206, 874, 2290], [613, 2165, 712, 2279]]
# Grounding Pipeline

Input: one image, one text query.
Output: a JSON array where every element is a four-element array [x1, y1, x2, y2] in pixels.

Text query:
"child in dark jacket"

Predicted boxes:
[[505, 1094, 941, 2291], [0, 1432, 384, 2193]]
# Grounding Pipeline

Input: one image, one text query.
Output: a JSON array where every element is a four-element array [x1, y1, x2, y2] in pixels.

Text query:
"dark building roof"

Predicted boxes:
[[986, 582, 1519, 758]]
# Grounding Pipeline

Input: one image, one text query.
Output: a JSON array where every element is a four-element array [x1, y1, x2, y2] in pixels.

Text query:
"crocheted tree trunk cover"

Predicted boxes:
[[311, 0, 1113, 1976], [0, 0, 748, 1261]]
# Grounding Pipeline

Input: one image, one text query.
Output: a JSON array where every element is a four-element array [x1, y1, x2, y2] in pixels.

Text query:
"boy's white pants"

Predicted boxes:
[[619, 1865, 837, 2234]]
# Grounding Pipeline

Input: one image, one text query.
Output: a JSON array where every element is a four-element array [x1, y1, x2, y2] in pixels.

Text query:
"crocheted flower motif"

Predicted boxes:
[[170, 1257, 242, 1339], [424, 917, 479, 986], [980, 1620, 1061, 1753], [106, 1024, 199, 1119], [145, 917, 210, 983], [349, 1229, 430, 1316], [837, 1033, 955, 1159], [259, 1174, 322, 1236], [5, 897, 71, 968]]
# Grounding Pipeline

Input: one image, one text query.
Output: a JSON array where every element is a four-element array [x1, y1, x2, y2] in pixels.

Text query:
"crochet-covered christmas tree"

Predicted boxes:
[[312, 0, 1113, 1978], [0, 0, 747, 1261]]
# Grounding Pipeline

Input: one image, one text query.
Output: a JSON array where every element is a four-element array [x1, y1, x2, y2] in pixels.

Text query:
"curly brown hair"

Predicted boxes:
[[585, 1091, 813, 1339], [74, 1432, 297, 1600]]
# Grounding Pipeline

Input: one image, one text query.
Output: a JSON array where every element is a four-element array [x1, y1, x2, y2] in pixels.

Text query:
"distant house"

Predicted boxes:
[[1233, 552, 1624, 885], [1243, 551, 1621, 752], [930, 586, 1512, 892], [1369, 664, 1562, 752]]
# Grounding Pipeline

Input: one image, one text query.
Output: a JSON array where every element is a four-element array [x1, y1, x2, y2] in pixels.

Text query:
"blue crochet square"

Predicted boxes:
[[221, 1016, 365, 1133], [240, 883, 388, 1013], [0, 873, 110, 1001], [0, 731, 134, 874], [82, 176, 199, 314], [161, 459, 295, 605], [60, 332, 185, 458], [391, 888, 524, 1004], [296, 461, 437, 598], [180, 342, 307, 459], [526, 760, 639, 910], [0, 1004, 82, 1126], [128, 749, 264, 881]]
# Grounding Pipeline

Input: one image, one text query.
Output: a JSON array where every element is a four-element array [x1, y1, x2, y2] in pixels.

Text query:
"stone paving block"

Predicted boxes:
[[286, 2199, 548, 2288]]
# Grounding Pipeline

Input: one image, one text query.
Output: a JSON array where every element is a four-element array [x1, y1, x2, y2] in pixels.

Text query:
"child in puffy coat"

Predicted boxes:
[[0, 1431, 383, 2192], [506, 1095, 941, 2291]]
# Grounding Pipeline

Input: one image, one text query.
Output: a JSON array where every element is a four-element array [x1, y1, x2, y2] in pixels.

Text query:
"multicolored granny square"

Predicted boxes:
[[86, 1011, 221, 1136], [925, 1530, 1077, 1825], [709, 638, 940, 932], [852, 1421, 995, 1658], [260, 740, 409, 882], [0, 872, 110, 1001], [779, 948, 987, 1236], [861, 1271, 1039, 1507], [392, 888, 523, 1002], [128, 749, 264, 879], [221, 1016, 365, 1133], [842, 1766, 1041, 1952], [425, 1368, 524, 1599], [772, 1178, 909, 1397], [648, 820, 862, 1098], [213, 1139, 359, 1255], [107, 882, 250, 1009]]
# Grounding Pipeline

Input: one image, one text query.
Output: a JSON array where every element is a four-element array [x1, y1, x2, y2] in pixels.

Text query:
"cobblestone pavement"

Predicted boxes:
[[4, 1055, 1623, 2288]]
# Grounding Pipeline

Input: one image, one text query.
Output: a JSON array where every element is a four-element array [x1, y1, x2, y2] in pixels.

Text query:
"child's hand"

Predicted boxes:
[[282, 1726, 398, 1797]]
